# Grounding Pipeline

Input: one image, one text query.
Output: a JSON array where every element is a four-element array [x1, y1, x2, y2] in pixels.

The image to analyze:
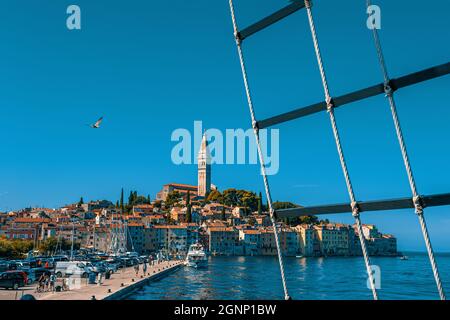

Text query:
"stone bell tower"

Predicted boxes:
[[197, 132, 211, 197]]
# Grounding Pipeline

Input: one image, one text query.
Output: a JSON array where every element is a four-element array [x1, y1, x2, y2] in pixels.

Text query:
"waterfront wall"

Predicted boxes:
[[103, 264, 182, 300]]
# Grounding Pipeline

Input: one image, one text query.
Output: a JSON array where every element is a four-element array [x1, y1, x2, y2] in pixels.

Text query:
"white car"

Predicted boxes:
[[55, 261, 93, 278]]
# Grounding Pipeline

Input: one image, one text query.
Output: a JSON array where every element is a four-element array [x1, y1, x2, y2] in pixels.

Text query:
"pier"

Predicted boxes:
[[0, 260, 183, 301]]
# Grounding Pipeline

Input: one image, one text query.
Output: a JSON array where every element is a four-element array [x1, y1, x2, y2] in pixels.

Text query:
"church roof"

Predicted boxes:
[[164, 183, 198, 190]]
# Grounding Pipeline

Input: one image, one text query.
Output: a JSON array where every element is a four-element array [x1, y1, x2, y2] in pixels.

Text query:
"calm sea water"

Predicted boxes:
[[127, 252, 450, 300]]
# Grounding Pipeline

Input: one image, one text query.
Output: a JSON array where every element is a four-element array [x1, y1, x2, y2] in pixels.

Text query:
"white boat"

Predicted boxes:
[[185, 243, 208, 268], [400, 255, 409, 260]]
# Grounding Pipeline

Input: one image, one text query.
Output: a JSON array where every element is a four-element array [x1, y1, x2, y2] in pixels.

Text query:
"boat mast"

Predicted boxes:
[[70, 219, 75, 260]]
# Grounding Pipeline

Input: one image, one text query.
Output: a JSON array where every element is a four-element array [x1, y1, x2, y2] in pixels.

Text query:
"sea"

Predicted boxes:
[[127, 252, 450, 300]]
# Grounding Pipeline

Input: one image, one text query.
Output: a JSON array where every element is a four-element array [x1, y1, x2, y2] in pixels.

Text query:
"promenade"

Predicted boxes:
[[0, 260, 183, 300]]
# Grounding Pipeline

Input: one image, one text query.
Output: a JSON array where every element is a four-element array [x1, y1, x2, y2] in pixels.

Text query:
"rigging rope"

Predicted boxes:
[[304, 0, 378, 300], [366, 0, 446, 300], [228, 0, 291, 300]]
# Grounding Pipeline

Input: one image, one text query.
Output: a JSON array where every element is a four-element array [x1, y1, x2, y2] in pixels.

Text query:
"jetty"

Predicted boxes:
[[0, 260, 183, 301]]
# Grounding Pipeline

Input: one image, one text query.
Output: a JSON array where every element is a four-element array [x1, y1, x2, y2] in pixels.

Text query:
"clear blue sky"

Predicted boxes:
[[0, 0, 449, 251]]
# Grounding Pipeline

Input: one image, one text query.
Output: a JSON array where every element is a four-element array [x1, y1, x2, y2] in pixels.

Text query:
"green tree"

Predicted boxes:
[[207, 190, 222, 203], [258, 192, 263, 215], [39, 237, 79, 255], [0, 238, 34, 259], [120, 188, 124, 212], [299, 216, 319, 225], [222, 188, 238, 206], [153, 200, 162, 208], [128, 191, 134, 206], [272, 201, 299, 210], [147, 195, 151, 204], [165, 191, 181, 208], [78, 197, 84, 207], [221, 204, 226, 221], [221, 189, 258, 212], [134, 195, 149, 205]]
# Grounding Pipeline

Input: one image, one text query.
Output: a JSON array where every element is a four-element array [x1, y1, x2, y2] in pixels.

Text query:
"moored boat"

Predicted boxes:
[[185, 243, 208, 268]]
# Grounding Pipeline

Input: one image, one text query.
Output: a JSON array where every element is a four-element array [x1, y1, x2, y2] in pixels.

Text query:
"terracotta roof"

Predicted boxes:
[[14, 218, 52, 223], [128, 223, 144, 227], [209, 227, 235, 232], [133, 204, 153, 209], [147, 215, 165, 219], [242, 230, 261, 235], [165, 183, 198, 189], [153, 225, 187, 229]]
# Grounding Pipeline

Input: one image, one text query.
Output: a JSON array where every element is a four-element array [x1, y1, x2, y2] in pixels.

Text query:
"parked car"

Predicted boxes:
[[21, 269, 37, 285], [55, 261, 92, 278], [3, 262, 19, 271], [0, 271, 27, 290], [120, 257, 133, 267], [104, 261, 119, 273], [0, 263, 8, 273], [126, 252, 139, 258], [97, 261, 117, 274], [90, 262, 106, 274], [111, 259, 126, 269], [11, 261, 31, 269], [52, 255, 69, 262]]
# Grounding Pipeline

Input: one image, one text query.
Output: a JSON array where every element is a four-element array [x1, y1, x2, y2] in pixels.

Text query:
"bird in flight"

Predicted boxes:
[[90, 117, 104, 129]]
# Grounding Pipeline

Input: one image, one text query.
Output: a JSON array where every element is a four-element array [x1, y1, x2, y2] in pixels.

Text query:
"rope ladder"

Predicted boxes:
[[227, 0, 449, 300]]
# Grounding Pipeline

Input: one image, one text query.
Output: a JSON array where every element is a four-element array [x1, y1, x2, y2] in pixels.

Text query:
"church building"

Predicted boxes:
[[156, 133, 212, 201]]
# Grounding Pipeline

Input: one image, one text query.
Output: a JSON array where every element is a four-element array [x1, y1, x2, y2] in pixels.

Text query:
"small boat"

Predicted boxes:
[[399, 255, 409, 260], [296, 255, 304, 258], [185, 243, 208, 268]]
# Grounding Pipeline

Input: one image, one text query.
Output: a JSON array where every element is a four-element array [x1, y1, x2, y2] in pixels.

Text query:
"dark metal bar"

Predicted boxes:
[[391, 62, 450, 90], [276, 193, 450, 218], [238, 1, 306, 41], [257, 101, 327, 129], [257, 62, 450, 129]]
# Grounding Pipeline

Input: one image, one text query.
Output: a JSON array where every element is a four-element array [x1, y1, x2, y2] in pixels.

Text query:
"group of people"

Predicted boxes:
[[34, 256, 161, 293], [35, 273, 57, 293], [133, 261, 148, 276]]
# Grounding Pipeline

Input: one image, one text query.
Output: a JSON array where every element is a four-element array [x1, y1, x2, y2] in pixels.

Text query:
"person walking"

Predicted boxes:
[[142, 261, 148, 276], [36, 274, 45, 293], [44, 274, 50, 292], [134, 263, 139, 276], [49, 273, 56, 292], [97, 272, 103, 286]]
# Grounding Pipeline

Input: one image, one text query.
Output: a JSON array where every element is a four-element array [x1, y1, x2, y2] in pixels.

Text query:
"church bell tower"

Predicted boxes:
[[198, 132, 211, 197]]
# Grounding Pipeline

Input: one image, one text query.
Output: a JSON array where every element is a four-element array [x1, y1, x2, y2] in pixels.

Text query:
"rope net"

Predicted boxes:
[[227, 0, 447, 300]]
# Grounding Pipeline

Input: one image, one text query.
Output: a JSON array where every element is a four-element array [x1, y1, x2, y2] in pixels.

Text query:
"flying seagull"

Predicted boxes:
[[90, 117, 104, 129]]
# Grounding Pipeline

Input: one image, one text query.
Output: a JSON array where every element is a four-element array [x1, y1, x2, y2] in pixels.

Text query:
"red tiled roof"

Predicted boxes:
[[209, 227, 235, 232], [243, 230, 261, 235], [164, 183, 198, 189], [14, 218, 52, 223], [153, 225, 187, 229]]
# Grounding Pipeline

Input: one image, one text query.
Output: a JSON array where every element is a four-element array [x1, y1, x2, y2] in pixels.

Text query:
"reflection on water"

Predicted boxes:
[[127, 252, 450, 300]]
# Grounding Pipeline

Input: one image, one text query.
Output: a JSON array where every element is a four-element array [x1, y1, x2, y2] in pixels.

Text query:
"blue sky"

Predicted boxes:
[[0, 0, 449, 251]]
